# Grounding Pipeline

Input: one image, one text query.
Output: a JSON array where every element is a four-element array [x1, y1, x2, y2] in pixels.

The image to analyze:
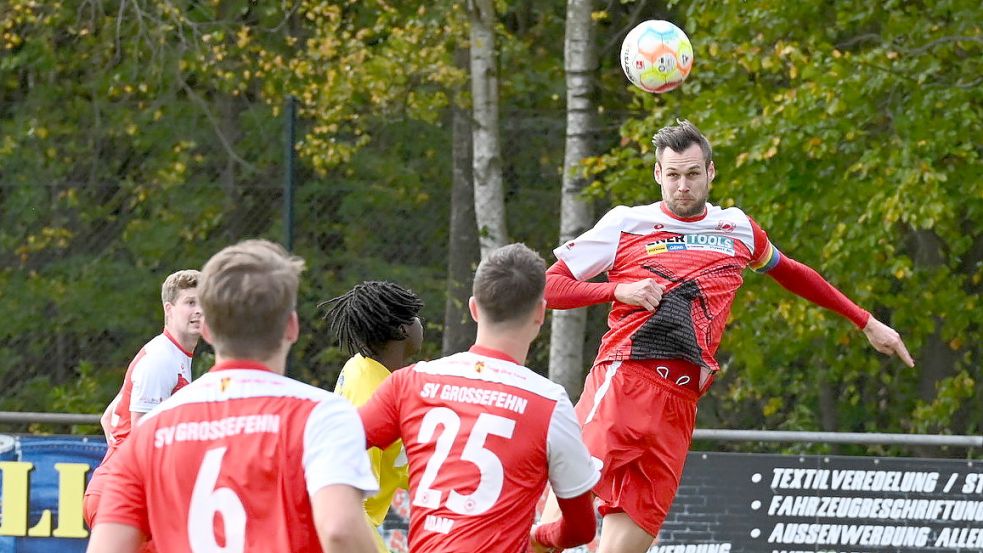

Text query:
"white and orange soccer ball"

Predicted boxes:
[[620, 20, 694, 93]]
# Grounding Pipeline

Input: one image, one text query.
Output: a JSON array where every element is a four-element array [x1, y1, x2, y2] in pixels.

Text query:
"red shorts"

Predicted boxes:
[[574, 359, 698, 536], [83, 491, 99, 530]]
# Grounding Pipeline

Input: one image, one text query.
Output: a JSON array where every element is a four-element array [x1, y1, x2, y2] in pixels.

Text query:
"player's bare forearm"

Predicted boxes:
[[312, 485, 378, 553], [99, 406, 113, 441], [863, 316, 915, 367], [100, 394, 121, 442], [85, 522, 144, 553]]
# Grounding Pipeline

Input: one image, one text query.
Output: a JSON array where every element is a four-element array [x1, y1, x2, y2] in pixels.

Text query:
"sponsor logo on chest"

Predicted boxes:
[[645, 233, 736, 256]]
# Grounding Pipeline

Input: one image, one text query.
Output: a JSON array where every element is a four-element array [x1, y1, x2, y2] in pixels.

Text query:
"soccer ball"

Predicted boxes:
[[620, 20, 694, 94]]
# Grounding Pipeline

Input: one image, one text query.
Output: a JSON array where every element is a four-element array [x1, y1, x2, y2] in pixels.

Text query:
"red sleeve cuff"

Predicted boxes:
[[533, 492, 596, 549]]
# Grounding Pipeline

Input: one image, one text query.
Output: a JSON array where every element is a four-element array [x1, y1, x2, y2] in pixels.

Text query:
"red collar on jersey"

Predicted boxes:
[[659, 200, 708, 222], [163, 328, 195, 357], [468, 344, 520, 365], [209, 360, 275, 373]]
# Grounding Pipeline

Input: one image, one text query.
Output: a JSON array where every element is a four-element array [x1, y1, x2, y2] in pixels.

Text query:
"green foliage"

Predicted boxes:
[[589, 0, 982, 452], [1, 0, 978, 456], [0, 0, 566, 424], [0, 0, 469, 421]]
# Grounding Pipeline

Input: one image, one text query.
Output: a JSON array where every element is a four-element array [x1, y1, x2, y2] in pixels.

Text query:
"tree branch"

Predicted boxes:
[[601, 0, 651, 58], [113, 0, 126, 66], [836, 33, 881, 50], [175, 61, 257, 174], [905, 35, 983, 56], [263, 0, 302, 33]]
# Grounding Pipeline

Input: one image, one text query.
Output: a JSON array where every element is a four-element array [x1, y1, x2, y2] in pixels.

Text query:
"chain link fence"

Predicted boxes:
[[0, 105, 595, 432]]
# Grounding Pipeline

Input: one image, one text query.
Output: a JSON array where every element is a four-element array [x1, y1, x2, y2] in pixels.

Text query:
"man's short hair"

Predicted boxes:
[[472, 243, 546, 324], [161, 269, 200, 305], [199, 239, 305, 359], [652, 119, 713, 167]]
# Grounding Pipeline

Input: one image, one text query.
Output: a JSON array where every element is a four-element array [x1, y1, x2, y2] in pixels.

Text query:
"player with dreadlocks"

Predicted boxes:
[[320, 281, 425, 553]]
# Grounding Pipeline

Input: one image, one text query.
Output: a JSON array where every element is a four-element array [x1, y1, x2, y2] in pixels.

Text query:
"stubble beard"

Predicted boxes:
[[667, 196, 707, 218]]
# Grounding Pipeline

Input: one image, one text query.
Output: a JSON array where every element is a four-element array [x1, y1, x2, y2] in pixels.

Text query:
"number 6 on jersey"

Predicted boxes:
[[188, 447, 246, 553]]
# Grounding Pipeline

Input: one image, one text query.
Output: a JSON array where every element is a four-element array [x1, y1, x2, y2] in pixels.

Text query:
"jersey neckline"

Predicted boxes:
[[468, 344, 521, 365], [659, 200, 708, 222], [210, 359, 276, 373], [162, 328, 195, 357]]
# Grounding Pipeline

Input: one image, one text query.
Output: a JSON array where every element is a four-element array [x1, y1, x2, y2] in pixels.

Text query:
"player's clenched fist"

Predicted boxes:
[[528, 529, 555, 553], [614, 278, 665, 312]]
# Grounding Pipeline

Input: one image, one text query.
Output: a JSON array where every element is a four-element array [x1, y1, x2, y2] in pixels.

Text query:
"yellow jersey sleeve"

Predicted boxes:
[[334, 354, 408, 534]]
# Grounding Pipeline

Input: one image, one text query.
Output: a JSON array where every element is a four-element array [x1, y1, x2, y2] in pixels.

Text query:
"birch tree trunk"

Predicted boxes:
[[549, 0, 599, 398], [468, 0, 508, 257], [443, 47, 480, 355]]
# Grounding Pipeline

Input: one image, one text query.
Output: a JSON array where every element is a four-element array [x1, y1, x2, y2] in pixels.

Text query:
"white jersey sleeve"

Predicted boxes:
[[546, 394, 601, 499], [553, 205, 629, 281], [302, 396, 379, 498], [129, 353, 178, 413]]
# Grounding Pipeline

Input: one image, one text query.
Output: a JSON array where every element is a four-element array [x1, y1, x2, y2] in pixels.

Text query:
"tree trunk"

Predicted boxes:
[[468, 0, 508, 257], [909, 229, 958, 406], [219, 96, 243, 241], [443, 47, 480, 356], [549, 0, 599, 399]]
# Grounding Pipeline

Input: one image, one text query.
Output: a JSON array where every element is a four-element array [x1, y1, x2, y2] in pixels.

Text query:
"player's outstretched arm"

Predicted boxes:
[[311, 484, 378, 553], [863, 316, 915, 367], [764, 254, 914, 367], [85, 522, 144, 553]]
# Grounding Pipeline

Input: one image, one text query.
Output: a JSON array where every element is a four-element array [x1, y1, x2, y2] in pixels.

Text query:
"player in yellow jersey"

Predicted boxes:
[[321, 281, 425, 553]]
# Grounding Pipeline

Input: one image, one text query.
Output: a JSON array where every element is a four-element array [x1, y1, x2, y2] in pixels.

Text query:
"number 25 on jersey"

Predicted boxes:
[[412, 408, 516, 515]]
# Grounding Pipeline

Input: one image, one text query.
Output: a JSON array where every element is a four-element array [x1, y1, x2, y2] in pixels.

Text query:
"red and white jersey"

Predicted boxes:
[[107, 330, 194, 453], [359, 345, 599, 553], [88, 331, 194, 499], [554, 201, 781, 374], [95, 360, 378, 552]]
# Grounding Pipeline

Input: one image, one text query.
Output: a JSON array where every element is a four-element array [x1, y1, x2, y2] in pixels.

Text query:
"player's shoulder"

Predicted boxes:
[[138, 333, 187, 363], [138, 333, 169, 356], [702, 203, 759, 239], [338, 354, 389, 386], [411, 352, 569, 402], [597, 203, 651, 227], [144, 368, 342, 422], [707, 202, 753, 221], [578, 203, 660, 238], [204, 368, 336, 402]]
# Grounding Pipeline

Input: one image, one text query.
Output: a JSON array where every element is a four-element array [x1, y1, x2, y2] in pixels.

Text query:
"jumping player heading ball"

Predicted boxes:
[[542, 119, 913, 553]]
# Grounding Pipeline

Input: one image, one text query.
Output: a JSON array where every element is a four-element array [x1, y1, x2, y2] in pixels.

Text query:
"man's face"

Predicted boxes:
[[654, 143, 715, 218], [165, 288, 202, 339]]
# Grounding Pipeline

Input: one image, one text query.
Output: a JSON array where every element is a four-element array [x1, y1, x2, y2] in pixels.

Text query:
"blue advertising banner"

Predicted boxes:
[[0, 435, 105, 553], [2, 435, 981, 552]]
